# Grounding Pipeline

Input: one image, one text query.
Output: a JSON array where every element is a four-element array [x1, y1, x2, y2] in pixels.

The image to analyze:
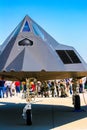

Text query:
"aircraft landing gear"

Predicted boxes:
[[72, 78, 82, 112], [22, 103, 32, 125], [26, 109, 32, 125], [22, 78, 36, 125], [73, 94, 81, 111]]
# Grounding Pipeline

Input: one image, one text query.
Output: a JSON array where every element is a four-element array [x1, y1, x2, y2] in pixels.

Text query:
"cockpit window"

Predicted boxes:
[[32, 23, 44, 40], [22, 21, 30, 32]]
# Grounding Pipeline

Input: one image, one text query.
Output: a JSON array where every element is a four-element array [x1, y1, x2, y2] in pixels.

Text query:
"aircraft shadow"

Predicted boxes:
[[0, 101, 87, 130]]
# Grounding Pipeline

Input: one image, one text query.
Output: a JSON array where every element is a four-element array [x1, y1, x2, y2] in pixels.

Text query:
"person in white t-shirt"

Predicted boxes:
[[5, 81, 12, 97]]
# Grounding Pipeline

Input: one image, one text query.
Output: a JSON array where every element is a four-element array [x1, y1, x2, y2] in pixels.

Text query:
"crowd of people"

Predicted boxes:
[[34, 78, 87, 98], [0, 77, 87, 99], [0, 78, 21, 98]]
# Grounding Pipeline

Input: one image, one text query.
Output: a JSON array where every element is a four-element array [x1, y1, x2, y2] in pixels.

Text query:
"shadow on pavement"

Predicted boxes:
[[0, 101, 87, 130]]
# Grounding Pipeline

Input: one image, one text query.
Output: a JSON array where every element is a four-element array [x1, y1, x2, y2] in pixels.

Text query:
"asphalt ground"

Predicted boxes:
[[0, 94, 87, 130]]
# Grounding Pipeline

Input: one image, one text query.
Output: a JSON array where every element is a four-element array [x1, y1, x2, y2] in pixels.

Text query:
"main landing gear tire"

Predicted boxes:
[[74, 95, 81, 110], [26, 109, 32, 125]]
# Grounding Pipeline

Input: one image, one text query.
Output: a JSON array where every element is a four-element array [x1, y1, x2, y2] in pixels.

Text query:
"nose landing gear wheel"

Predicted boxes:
[[26, 109, 32, 125]]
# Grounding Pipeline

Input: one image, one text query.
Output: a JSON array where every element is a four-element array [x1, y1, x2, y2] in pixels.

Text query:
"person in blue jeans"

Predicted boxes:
[[0, 77, 5, 98]]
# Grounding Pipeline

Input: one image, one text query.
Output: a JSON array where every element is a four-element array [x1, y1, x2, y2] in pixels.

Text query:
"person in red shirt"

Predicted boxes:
[[30, 82, 36, 93], [31, 84, 36, 91], [15, 81, 20, 95]]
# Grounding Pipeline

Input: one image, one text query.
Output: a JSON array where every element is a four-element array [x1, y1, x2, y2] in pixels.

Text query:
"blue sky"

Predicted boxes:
[[0, 0, 87, 62]]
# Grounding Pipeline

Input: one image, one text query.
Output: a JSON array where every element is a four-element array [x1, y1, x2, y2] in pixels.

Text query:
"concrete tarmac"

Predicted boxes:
[[0, 94, 87, 130]]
